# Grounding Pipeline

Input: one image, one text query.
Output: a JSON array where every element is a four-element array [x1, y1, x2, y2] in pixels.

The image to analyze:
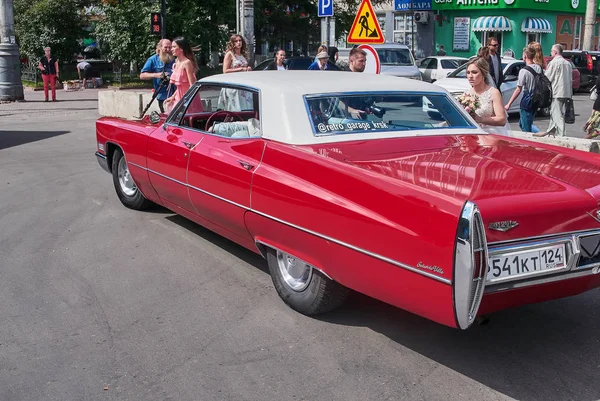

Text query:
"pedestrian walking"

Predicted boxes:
[[536, 44, 573, 137], [328, 46, 339, 63], [485, 37, 503, 88], [266, 49, 286, 70], [77, 59, 93, 89], [314, 45, 327, 63], [505, 45, 542, 132], [346, 48, 367, 73], [38, 47, 59, 102], [436, 45, 447, 56], [163, 37, 198, 113], [140, 39, 175, 113], [308, 52, 331, 70], [583, 75, 600, 139], [223, 34, 251, 73], [529, 41, 546, 69]]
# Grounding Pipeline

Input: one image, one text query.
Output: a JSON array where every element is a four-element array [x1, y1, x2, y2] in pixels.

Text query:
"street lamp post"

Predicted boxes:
[[0, 0, 24, 101]]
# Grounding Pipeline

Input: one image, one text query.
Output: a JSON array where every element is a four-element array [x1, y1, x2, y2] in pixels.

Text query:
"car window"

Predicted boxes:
[[420, 58, 432, 69], [376, 48, 414, 66], [448, 64, 467, 78], [304, 92, 474, 136], [178, 85, 261, 138], [254, 59, 271, 70], [288, 58, 312, 70], [505, 62, 524, 77], [430, 59, 438, 69], [441, 59, 466, 69]]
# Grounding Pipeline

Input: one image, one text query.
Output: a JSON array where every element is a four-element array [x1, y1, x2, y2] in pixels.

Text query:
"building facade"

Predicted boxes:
[[432, 0, 599, 58], [374, 0, 435, 58]]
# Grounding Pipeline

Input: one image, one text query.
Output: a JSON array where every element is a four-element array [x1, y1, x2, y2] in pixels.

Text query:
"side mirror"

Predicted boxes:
[[504, 74, 518, 83]]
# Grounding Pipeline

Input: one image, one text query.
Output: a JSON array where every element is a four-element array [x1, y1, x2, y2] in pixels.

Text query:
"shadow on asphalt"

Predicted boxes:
[[317, 290, 599, 401], [165, 214, 268, 275], [0, 129, 70, 150]]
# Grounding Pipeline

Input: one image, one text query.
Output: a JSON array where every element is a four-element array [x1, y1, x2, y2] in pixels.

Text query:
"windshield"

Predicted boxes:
[[448, 63, 508, 78], [441, 59, 467, 69], [305, 93, 475, 136], [376, 49, 414, 66]]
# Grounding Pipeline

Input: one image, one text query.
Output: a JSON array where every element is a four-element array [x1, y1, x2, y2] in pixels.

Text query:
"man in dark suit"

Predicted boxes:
[[486, 37, 503, 88]]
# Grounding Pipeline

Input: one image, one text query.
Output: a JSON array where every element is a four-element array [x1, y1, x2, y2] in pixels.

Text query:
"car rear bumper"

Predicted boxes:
[[95, 151, 110, 173]]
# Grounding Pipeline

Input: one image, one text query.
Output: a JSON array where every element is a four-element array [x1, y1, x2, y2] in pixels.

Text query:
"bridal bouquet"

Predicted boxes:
[[456, 92, 480, 115]]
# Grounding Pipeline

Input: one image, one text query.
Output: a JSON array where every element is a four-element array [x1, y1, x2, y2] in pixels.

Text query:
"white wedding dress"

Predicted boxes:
[[472, 86, 511, 136]]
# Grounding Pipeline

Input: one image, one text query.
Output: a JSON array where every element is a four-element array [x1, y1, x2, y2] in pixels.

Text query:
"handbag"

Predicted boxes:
[[565, 98, 575, 124], [591, 85, 598, 101]]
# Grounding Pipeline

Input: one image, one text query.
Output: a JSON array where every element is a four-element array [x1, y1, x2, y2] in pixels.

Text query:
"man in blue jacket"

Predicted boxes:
[[140, 39, 175, 112]]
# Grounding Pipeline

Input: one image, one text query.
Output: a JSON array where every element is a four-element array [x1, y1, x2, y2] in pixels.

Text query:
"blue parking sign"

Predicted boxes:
[[318, 0, 333, 17]]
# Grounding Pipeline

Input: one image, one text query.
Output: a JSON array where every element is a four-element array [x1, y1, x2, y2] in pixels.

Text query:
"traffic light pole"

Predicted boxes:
[[161, 0, 166, 39], [0, 0, 24, 101]]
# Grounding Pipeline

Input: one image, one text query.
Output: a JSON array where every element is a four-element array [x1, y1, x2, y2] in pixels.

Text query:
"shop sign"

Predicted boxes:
[[453, 17, 470, 51], [556, 14, 600, 51], [395, 0, 433, 10], [433, 0, 585, 12]]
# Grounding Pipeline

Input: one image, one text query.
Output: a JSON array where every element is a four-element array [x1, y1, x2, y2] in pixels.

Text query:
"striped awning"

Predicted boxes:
[[472, 16, 512, 32], [521, 17, 552, 34]]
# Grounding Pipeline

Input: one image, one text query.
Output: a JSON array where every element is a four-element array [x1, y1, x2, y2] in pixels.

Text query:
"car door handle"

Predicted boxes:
[[237, 160, 254, 171], [181, 140, 195, 149]]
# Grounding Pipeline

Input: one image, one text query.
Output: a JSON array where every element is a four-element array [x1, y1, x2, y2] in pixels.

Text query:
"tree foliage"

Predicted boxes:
[[93, 0, 156, 64], [14, 0, 87, 62]]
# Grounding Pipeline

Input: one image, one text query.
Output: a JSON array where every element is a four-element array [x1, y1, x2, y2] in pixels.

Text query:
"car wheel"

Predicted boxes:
[[111, 148, 152, 210], [267, 248, 349, 315]]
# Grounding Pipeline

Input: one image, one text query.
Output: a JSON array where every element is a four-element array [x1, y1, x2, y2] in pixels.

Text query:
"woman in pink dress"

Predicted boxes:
[[163, 37, 198, 112]]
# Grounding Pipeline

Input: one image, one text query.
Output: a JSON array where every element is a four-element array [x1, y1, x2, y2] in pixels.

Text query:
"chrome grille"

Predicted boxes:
[[577, 233, 600, 268]]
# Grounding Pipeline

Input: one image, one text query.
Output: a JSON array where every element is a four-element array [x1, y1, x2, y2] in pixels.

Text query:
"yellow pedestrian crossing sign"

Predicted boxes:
[[347, 0, 384, 44]]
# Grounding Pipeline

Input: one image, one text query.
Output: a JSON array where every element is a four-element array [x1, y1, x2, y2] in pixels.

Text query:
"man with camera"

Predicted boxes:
[[140, 39, 175, 113]]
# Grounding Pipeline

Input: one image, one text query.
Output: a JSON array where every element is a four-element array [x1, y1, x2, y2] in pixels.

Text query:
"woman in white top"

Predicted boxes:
[[466, 57, 510, 136], [266, 49, 286, 70], [220, 34, 253, 111], [223, 34, 252, 73]]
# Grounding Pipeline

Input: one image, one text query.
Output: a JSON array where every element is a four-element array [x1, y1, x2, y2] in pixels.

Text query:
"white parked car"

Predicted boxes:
[[418, 56, 469, 82], [432, 58, 525, 114]]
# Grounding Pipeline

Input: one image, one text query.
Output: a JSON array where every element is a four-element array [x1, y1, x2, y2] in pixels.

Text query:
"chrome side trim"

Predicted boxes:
[[485, 267, 600, 293], [488, 228, 600, 246], [255, 240, 333, 280], [133, 163, 451, 285]]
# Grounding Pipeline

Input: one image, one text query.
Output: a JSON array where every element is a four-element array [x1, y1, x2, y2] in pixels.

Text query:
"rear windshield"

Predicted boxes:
[[376, 49, 414, 66], [305, 92, 474, 136], [441, 59, 467, 69]]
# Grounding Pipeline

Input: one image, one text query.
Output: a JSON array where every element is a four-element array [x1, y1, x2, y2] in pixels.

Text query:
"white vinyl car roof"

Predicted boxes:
[[199, 71, 483, 145]]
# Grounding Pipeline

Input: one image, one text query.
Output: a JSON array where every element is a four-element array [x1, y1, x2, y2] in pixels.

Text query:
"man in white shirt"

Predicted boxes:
[[542, 44, 573, 137]]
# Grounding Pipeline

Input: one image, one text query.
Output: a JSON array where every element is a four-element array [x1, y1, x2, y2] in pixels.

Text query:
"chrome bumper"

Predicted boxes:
[[95, 152, 110, 173]]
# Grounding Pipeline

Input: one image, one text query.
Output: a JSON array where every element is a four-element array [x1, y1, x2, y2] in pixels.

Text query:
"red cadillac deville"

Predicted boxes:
[[95, 71, 600, 329]]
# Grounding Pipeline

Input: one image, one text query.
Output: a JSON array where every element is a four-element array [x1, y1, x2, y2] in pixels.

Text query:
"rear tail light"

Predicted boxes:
[[587, 54, 593, 72], [453, 201, 488, 330]]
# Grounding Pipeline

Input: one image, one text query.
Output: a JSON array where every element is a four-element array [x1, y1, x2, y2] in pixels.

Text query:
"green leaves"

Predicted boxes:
[[14, 0, 86, 62]]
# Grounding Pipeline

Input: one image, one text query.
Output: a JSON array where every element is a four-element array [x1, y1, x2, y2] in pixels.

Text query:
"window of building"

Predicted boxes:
[[394, 13, 414, 48], [526, 33, 540, 46]]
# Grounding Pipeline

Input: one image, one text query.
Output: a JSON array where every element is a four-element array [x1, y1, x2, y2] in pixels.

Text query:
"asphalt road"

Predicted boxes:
[[1, 88, 599, 401]]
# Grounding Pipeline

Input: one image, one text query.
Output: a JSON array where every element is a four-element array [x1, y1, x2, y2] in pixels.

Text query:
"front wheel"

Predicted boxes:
[[267, 248, 348, 315], [111, 148, 152, 210]]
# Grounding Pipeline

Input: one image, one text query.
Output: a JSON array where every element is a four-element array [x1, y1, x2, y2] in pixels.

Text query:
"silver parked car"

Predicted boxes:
[[338, 44, 422, 80], [419, 56, 469, 83]]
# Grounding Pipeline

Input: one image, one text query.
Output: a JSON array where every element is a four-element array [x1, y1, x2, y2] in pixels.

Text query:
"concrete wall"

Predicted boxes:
[[98, 90, 161, 120]]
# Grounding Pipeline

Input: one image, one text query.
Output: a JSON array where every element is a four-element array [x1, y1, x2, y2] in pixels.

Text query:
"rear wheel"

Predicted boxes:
[[111, 148, 152, 210], [267, 248, 349, 315]]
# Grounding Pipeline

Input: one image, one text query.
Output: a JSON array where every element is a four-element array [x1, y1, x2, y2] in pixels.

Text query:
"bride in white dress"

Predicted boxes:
[[466, 57, 511, 136]]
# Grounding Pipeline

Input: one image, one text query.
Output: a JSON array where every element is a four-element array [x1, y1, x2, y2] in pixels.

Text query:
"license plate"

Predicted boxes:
[[487, 244, 567, 283]]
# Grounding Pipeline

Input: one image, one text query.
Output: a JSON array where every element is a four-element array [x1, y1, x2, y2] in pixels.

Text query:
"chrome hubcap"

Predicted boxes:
[[118, 157, 137, 196], [276, 250, 313, 292]]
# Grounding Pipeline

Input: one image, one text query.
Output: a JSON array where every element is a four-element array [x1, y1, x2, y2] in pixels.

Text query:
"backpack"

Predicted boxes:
[[523, 66, 552, 111]]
